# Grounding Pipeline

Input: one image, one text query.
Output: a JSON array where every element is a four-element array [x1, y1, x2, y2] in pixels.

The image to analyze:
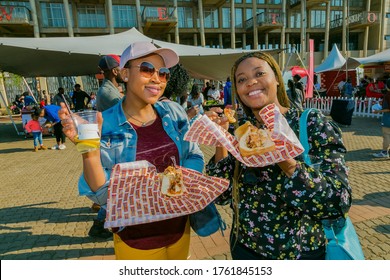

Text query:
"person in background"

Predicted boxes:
[[89, 92, 97, 110], [40, 104, 66, 150], [187, 84, 205, 117], [22, 91, 36, 107], [207, 84, 220, 101], [293, 74, 305, 105], [72, 84, 91, 112], [58, 41, 204, 260], [96, 54, 124, 112], [342, 78, 354, 98], [219, 84, 224, 101], [205, 51, 351, 260], [366, 78, 383, 99], [202, 81, 211, 101], [337, 78, 346, 96], [372, 78, 390, 158], [52, 87, 71, 106], [223, 77, 232, 106], [25, 109, 47, 152], [39, 97, 46, 108], [286, 79, 304, 110]]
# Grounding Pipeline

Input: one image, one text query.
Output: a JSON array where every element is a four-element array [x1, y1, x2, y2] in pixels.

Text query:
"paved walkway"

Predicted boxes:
[[0, 114, 389, 260]]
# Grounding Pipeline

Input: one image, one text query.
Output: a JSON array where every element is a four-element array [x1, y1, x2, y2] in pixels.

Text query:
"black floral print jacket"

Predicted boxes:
[[206, 107, 352, 259]]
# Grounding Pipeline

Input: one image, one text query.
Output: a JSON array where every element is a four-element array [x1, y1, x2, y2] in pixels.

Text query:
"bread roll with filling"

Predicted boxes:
[[224, 108, 236, 123], [160, 166, 185, 197], [234, 121, 275, 157]]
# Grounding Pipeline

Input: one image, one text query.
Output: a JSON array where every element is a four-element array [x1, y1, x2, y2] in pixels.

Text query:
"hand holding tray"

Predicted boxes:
[[184, 103, 304, 167], [104, 160, 230, 228]]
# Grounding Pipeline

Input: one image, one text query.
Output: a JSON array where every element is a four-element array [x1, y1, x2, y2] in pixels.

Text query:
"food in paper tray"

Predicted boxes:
[[224, 108, 237, 123], [104, 161, 230, 228], [234, 121, 275, 157], [160, 166, 186, 197]]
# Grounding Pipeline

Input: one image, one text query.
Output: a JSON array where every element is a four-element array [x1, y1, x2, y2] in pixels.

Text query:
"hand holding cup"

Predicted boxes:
[[59, 103, 103, 153]]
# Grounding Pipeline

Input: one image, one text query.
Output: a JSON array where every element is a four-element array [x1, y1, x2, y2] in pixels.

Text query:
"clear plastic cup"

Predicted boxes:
[[73, 111, 100, 153]]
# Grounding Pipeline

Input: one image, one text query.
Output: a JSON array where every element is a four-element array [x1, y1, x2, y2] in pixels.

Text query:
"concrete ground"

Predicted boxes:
[[0, 114, 389, 260]]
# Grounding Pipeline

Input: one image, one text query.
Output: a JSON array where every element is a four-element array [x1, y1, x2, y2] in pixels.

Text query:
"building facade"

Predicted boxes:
[[0, 0, 389, 104]]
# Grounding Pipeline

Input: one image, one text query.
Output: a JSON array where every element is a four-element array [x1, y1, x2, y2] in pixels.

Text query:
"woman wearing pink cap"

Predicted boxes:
[[59, 42, 204, 260]]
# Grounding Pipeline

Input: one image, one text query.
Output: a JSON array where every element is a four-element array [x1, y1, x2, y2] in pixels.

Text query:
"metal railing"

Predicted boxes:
[[245, 12, 284, 29]]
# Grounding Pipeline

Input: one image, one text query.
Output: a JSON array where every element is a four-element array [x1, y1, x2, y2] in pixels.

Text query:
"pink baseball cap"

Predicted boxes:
[[119, 41, 179, 69]]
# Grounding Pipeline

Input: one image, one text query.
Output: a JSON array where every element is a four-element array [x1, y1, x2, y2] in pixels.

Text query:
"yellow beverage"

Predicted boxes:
[[75, 136, 100, 153]]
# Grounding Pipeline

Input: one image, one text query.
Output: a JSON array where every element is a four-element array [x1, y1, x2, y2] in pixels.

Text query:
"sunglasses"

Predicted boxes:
[[129, 61, 170, 82]]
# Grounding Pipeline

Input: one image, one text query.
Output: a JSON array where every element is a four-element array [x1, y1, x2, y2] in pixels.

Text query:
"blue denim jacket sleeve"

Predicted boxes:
[[78, 168, 111, 206]]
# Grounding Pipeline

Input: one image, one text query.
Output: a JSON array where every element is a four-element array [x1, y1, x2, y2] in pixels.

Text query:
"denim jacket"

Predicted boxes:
[[78, 98, 204, 206]]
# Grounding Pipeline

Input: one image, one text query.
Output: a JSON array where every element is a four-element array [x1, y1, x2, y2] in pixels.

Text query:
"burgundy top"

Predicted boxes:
[[116, 115, 187, 250]]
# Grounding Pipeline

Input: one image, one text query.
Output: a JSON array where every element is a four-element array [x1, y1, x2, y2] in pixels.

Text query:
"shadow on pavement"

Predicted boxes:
[[0, 123, 26, 143], [0, 148, 34, 154], [1, 203, 94, 224], [0, 202, 113, 258], [1, 238, 114, 260]]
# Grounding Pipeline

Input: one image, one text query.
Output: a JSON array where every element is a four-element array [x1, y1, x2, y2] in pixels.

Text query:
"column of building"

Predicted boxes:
[[252, 0, 258, 49], [230, 0, 235, 49]]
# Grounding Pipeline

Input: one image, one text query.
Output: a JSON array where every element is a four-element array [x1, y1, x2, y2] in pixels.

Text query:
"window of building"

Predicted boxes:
[[0, 1, 29, 7], [235, 8, 243, 28], [203, 8, 219, 28], [266, 9, 282, 25], [245, 0, 252, 3], [311, 10, 326, 28], [349, 0, 363, 7], [178, 7, 193, 28], [235, 0, 243, 3], [290, 10, 301, 28], [246, 8, 252, 22], [331, 0, 343, 6], [386, 13, 390, 19], [257, 0, 265, 4], [1, 1, 32, 23], [268, 0, 281, 4], [77, 5, 106, 28], [222, 8, 230, 28], [112, 5, 137, 28], [40, 2, 68, 27]]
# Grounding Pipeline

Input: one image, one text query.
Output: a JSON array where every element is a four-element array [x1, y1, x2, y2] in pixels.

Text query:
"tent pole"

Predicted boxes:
[[282, 51, 294, 75], [22, 77, 38, 104], [0, 92, 24, 136]]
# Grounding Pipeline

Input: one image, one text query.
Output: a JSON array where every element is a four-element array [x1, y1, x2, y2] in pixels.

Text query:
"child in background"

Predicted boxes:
[[25, 111, 47, 152]]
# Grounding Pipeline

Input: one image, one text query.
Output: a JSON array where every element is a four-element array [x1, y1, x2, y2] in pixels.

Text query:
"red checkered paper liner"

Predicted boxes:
[[184, 103, 304, 167], [104, 160, 229, 228]]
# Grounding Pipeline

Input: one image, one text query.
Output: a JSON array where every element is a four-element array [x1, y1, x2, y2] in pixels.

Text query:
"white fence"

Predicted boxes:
[[304, 97, 382, 118]]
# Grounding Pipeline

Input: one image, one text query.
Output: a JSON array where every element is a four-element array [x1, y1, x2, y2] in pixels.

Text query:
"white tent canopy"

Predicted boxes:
[[0, 28, 277, 81], [314, 44, 361, 73], [348, 47, 390, 66]]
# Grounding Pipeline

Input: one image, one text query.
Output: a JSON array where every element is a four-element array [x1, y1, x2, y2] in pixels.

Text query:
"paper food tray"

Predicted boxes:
[[104, 160, 230, 228], [184, 103, 304, 167]]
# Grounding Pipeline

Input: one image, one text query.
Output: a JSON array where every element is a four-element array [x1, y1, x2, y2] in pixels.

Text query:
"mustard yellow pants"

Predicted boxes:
[[113, 220, 190, 260]]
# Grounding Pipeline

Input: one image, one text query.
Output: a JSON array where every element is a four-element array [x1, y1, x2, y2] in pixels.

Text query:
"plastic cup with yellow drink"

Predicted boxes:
[[73, 111, 100, 153]]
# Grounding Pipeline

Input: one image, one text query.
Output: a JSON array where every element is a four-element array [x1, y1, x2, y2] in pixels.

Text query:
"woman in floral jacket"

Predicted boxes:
[[206, 52, 352, 260]]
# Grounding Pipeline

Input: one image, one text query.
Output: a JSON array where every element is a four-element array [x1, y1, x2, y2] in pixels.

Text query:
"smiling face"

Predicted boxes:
[[234, 57, 280, 112], [121, 53, 167, 107]]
